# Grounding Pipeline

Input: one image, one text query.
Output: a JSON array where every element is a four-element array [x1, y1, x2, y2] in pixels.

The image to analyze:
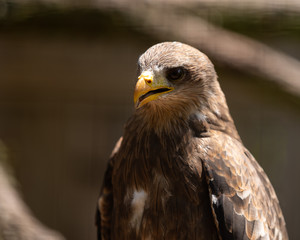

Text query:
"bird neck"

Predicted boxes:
[[195, 79, 242, 142], [118, 111, 192, 191], [191, 107, 241, 142], [126, 102, 241, 145], [118, 100, 241, 190]]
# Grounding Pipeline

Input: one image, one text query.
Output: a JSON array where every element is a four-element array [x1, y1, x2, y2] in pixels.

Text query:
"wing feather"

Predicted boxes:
[[96, 137, 122, 240], [198, 134, 288, 240]]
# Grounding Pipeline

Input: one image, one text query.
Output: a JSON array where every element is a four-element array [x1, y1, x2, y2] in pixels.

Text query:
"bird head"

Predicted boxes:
[[131, 42, 238, 139], [134, 42, 220, 117]]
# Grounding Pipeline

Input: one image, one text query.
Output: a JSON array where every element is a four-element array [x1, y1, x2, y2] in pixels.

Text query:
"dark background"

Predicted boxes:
[[0, 1, 299, 239]]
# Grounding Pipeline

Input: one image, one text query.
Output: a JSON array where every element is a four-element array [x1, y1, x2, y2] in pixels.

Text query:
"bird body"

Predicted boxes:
[[108, 123, 219, 239], [96, 42, 288, 240]]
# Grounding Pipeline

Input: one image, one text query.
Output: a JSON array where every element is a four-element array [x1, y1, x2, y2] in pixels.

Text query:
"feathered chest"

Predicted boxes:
[[110, 131, 218, 240]]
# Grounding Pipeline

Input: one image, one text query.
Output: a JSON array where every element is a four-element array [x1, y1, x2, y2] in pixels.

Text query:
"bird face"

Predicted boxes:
[[134, 42, 217, 113], [134, 67, 188, 109]]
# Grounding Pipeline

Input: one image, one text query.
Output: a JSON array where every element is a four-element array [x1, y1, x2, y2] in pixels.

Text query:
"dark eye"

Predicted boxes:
[[166, 67, 185, 81]]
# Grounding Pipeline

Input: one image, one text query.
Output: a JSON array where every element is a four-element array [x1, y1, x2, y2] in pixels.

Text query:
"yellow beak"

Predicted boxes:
[[134, 71, 174, 109]]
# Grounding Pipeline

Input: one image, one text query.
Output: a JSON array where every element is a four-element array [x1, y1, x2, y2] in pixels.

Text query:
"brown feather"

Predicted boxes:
[[96, 42, 288, 240]]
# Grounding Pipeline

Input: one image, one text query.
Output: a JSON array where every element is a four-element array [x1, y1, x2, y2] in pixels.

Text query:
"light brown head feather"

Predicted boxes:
[[135, 42, 240, 140]]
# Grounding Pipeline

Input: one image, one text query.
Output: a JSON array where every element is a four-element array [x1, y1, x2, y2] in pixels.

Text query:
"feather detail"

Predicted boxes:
[[96, 42, 288, 240]]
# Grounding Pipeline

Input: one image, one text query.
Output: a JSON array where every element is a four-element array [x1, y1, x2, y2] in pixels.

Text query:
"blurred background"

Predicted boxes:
[[0, 0, 299, 239]]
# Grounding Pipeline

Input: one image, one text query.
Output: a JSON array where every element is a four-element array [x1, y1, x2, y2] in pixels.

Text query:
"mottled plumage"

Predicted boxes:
[[96, 42, 288, 240]]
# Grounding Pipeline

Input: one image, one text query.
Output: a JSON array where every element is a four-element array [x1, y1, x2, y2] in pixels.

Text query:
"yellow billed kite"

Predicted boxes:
[[96, 42, 288, 240]]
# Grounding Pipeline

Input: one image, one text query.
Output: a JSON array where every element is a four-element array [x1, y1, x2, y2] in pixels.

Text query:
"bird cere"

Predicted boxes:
[[96, 42, 288, 240]]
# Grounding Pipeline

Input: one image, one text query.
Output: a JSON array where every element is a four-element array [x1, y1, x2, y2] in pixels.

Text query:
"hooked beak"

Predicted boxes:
[[134, 71, 174, 109]]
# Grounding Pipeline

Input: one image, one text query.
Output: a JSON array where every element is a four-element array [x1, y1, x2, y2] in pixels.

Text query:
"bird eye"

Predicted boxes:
[[166, 67, 185, 81]]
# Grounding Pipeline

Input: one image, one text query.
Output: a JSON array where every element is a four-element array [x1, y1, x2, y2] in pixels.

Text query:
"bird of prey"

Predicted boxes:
[[96, 42, 288, 240]]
